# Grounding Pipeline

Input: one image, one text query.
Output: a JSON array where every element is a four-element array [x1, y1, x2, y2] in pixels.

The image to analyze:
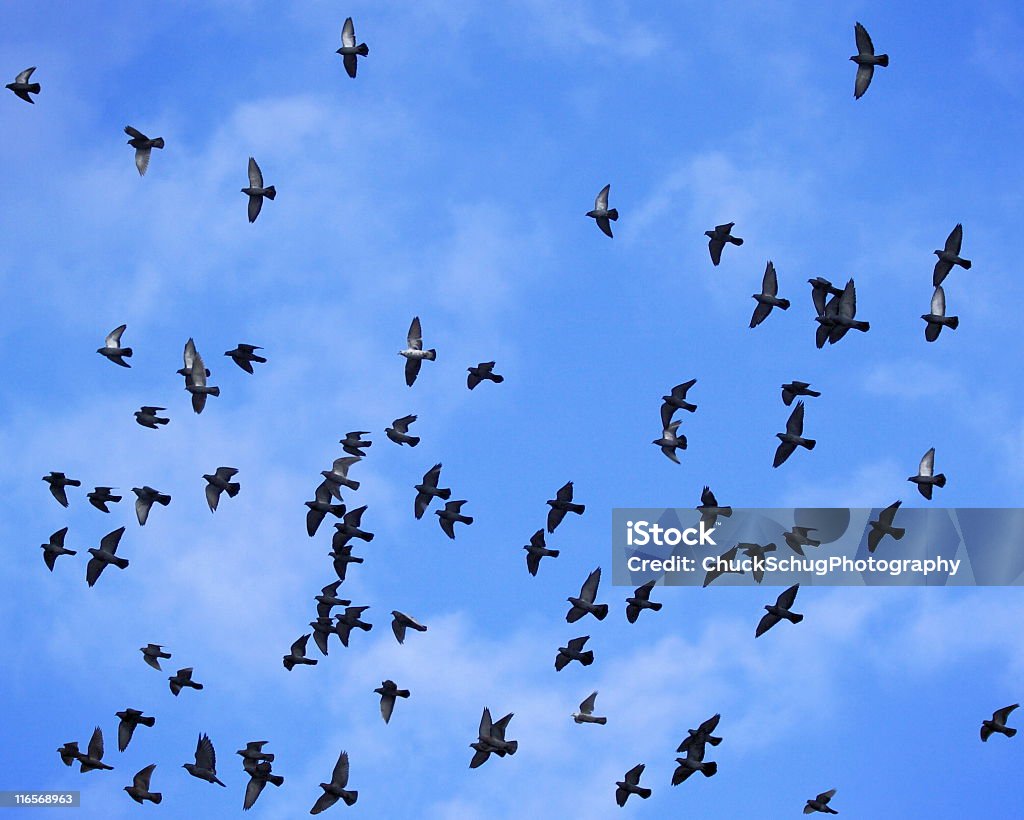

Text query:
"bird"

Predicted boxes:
[[705, 222, 743, 266], [741, 542, 777, 584], [703, 545, 744, 588], [132, 486, 170, 526], [653, 420, 687, 463], [933, 224, 972, 286], [185, 349, 220, 413], [414, 463, 451, 519], [124, 764, 162, 805], [321, 456, 361, 499], [572, 691, 607, 725], [77, 727, 114, 772], [97, 324, 132, 367], [697, 486, 732, 529], [283, 634, 319, 671], [308, 618, 336, 656], [43, 471, 81, 507], [469, 709, 518, 768], [124, 126, 164, 175], [134, 406, 169, 429], [86, 527, 128, 586], [625, 580, 662, 623], [774, 401, 816, 467], [851, 22, 888, 99], [243, 761, 284, 811], [337, 17, 369, 79], [41, 527, 76, 571], [225, 343, 267, 373], [922, 285, 959, 342], [981, 704, 1018, 741], [375, 680, 411, 724], [567, 567, 608, 622], [6, 66, 40, 103], [615, 764, 651, 806], [808, 277, 844, 317], [586, 184, 618, 238], [140, 644, 171, 671], [315, 581, 351, 620], [555, 635, 594, 671], [204, 467, 240, 512], [87, 486, 121, 512], [547, 481, 585, 533], [399, 317, 436, 386], [804, 789, 839, 814], [333, 505, 375, 546], [333, 606, 373, 647], [386, 414, 420, 446], [306, 484, 346, 537], [755, 584, 804, 637], [183, 733, 225, 786], [177, 337, 210, 387], [329, 543, 364, 582], [783, 526, 820, 556], [436, 499, 473, 539], [660, 379, 698, 429], [116, 709, 155, 753], [677, 713, 723, 755], [391, 610, 428, 644], [57, 742, 82, 767], [524, 529, 559, 576], [750, 261, 790, 327], [908, 447, 946, 500], [671, 739, 718, 786], [823, 278, 870, 344], [781, 381, 820, 406], [311, 750, 358, 812], [241, 157, 276, 223], [236, 741, 274, 774], [467, 361, 504, 389], [168, 668, 203, 696], [339, 431, 371, 458], [868, 501, 905, 553]]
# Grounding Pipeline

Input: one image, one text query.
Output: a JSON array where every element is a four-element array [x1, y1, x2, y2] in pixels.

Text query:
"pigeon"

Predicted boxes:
[[813, 293, 843, 349], [124, 126, 164, 176], [242, 157, 276, 223], [981, 704, 1018, 741], [671, 739, 718, 786], [781, 381, 820, 406], [283, 634, 319, 670], [225, 343, 266, 373], [399, 317, 436, 386], [339, 431, 371, 458], [933, 224, 972, 286], [867, 501, 905, 553], [677, 714, 723, 755], [804, 789, 839, 815], [436, 499, 473, 539], [41, 527, 76, 571], [306, 484, 346, 537], [660, 379, 698, 429], [524, 529, 559, 576], [333, 606, 372, 647], [851, 22, 888, 99], [6, 66, 40, 103], [386, 414, 420, 446], [321, 456, 361, 499], [329, 543, 364, 582], [572, 691, 607, 725], [168, 668, 203, 696], [391, 610, 428, 644], [703, 544, 744, 588], [705, 222, 743, 266], [243, 761, 283, 811], [922, 285, 959, 342], [132, 486, 171, 526], [547, 481, 585, 533], [755, 584, 804, 637], [615, 764, 651, 806], [186, 350, 220, 413], [315, 581, 351, 620], [808, 277, 844, 317], [97, 324, 132, 367], [908, 447, 946, 500], [469, 709, 518, 768], [86, 527, 128, 586], [740, 542, 777, 583], [78, 727, 114, 772], [697, 486, 732, 529], [555, 635, 594, 671], [823, 278, 869, 344], [140, 644, 171, 671], [567, 567, 608, 622], [653, 420, 687, 463], [124, 764, 162, 805], [116, 709, 155, 753], [337, 17, 369, 78], [311, 750, 358, 812], [308, 617, 336, 656], [414, 463, 451, 519], [586, 184, 618, 238], [236, 741, 274, 774], [177, 337, 210, 387], [467, 361, 504, 389], [774, 401, 816, 467], [87, 486, 121, 512], [750, 261, 791, 327], [183, 733, 225, 786], [783, 526, 820, 556], [333, 505, 374, 546], [375, 680, 411, 724], [134, 406, 169, 429], [625, 580, 662, 623], [43, 472, 81, 507], [204, 467, 240, 512], [57, 742, 82, 767]]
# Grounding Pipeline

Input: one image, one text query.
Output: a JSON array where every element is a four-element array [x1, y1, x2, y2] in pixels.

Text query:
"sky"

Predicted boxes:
[[1, 0, 1023, 816]]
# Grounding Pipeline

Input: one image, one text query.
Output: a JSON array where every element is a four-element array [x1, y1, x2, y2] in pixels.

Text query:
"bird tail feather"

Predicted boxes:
[[150, 793, 162, 804], [935, 474, 947, 487], [439, 488, 452, 500], [788, 612, 804, 624], [580, 651, 595, 666], [649, 602, 663, 611], [549, 549, 560, 558], [27, 82, 41, 93], [701, 761, 718, 777], [208, 386, 221, 397], [424, 349, 437, 361], [637, 787, 652, 799], [594, 604, 609, 620], [357, 43, 369, 56], [1006, 727, 1018, 738], [113, 556, 130, 569], [594, 716, 608, 724], [264, 186, 276, 200], [227, 482, 241, 497], [152, 138, 165, 149], [891, 526, 906, 540], [778, 298, 791, 309], [607, 208, 619, 221], [505, 740, 518, 755], [946, 317, 959, 330], [122, 347, 134, 356], [283, 657, 295, 671], [342, 791, 358, 806], [268, 773, 284, 787], [960, 259, 972, 269], [407, 436, 420, 446], [877, 54, 889, 67], [140, 716, 156, 727], [804, 439, 816, 450]]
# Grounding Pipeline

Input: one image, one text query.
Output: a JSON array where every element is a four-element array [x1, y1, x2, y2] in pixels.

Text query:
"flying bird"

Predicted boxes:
[[524, 529, 559, 576], [306, 484, 346, 537], [566, 567, 608, 622], [87, 486, 121, 512], [329, 543, 364, 582], [469, 709, 518, 768], [615, 764, 651, 806], [57, 742, 82, 767], [132, 486, 170, 526], [41, 527, 76, 571], [311, 750, 358, 812], [339, 431, 371, 458], [653, 420, 687, 463], [140, 644, 171, 671], [375, 680, 411, 724], [774, 401, 816, 468], [804, 789, 839, 815], [86, 527, 128, 586], [703, 545, 744, 588], [77, 727, 114, 772], [555, 635, 594, 671], [660, 379, 698, 429], [783, 526, 820, 556], [124, 126, 164, 175], [586, 184, 618, 238], [705, 222, 743, 266], [391, 610, 428, 644], [414, 463, 451, 519], [225, 343, 266, 373], [43, 472, 81, 507], [337, 17, 369, 79], [436, 499, 473, 539], [333, 505, 375, 546], [243, 761, 284, 811], [183, 733, 225, 786], [908, 447, 946, 500], [625, 580, 662, 623], [283, 634, 318, 670], [399, 317, 436, 386], [677, 713, 723, 755], [386, 414, 420, 446], [236, 741, 274, 774], [178, 337, 210, 387], [933, 223, 971, 286], [204, 467, 240, 512], [572, 691, 607, 725], [697, 486, 732, 529], [134, 406, 169, 429], [851, 22, 888, 99], [755, 584, 804, 637], [168, 668, 203, 696], [867, 500, 905, 553], [741, 542, 777, 583], [308, 618, 336, 656], [333, 606, 373, 647], [467, 361, 504, 389], [185, 350, 220, 413], [97, 324, 132, 367], [242, 157, 276, 222], [823, 278, 869, 344], [981, 704, 1018, 741], [547, 481, 585, 533], [116, 709, 155, 753], [321, 456, 361, 499], [315, 581, 351, 620], [124, 764, 162, 805], [671, 739, 718, 786], [781, 381, 820, 406], [6, 66, 40, 103], [750, 261, 790, 327], [922, 285, 959, 342], [808, 277, 844, 317]]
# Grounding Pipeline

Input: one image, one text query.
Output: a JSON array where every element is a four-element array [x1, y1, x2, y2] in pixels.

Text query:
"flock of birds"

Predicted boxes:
[[9, 12, 1019, 816]]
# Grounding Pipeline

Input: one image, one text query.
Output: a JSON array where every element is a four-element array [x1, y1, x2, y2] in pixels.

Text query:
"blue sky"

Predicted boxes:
[[1, 0, 1023, 816]]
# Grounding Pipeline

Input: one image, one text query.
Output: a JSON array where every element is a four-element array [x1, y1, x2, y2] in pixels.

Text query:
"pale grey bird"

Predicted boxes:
[[626, 580, 662, 623], [823, 278, 869, 344], [399, 316, 436, 386], [981, 704, 1018, 741], [183, 733, 225, 786], [586, 184, 618, 238], [283, 634, 318, 670], [186, 350, 220, 414], [311, 750, 358, 812], [615, 764, 651, 806], [567, 567, 608, 622], [933, 223, 971, 286], [653, 420, 686, 463], [340, 431, 371, 458], [132, 486, 170, 526], [97, 324, 132, 367], [386, 414, 420, 446], [750, 261, 790, 327], [329, 543, 363, 582], [677, 713, 723, 755], [774, 401, 816, 468], [116, 708, 155, 753], [804, 789, 839, 815], [43, 471, 81, 507], [572, 691, 607, 725], [168, 667, 203, 696], [469, 709, 517, 768], [308, 617, 336, 656], [306, 484, 346, 537], [235, 741, 274, 774], [337, 17, 369, 79], [415, 463, 451, 519], [740, 542, 777, 583], [555, 635, 594, 671], [177, 337, 210, 387], [88, 486, 121, 512], [703, 545, 744, 588], [867, 500, 905, 553], [851, 22, 888, 99], [333, 505, 374, 546], [334, 606, 372, 647], [124, 126, 164, 176], [6, 66, 40, 103], [436, 499, 473, 539], [783, 526, 820, 556], [242, 157, 276, 223], [225, 343, 266, 373], [204, 467, 240, 512], [243, 761, 283, 811], [140, 644, 171, 671], [375, 680, 410, 724], [78, 727, 114, 772], [705, 222, 743, 266], [315, 581, 351, 620], [321, 456, 361, 499], [86, 527, 128, 586], [42, 527, 76, 571], [124, 764, 162, 805], [660, 379, 698, 429], [755, 584, 803, 637], [922, 285, 959, 342], [391, 610, 428, 644], [781, 381, 820, 406], [524, 529, 559, 576], [697, 486, 732, 530], [908, 447, 946, 500], [547, 481, 585, 533], [467, 361, 504, 389], [134, 406, 169, 429]]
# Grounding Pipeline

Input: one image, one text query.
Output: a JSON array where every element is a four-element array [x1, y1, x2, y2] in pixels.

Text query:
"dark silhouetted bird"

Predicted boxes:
[[586, 184, 618, 238], [236, 741, 274, 774], [626, 580, 662, 623], [756, 584, 803, 637], [677, 713, 723, 755], [705, 222, 743, 266], [125, 764, 162, 805], [399, 317, 435, 386], [140, 644, 171, 671], [547, 481, 585, 533], [922, 285, 958, 342], [243, 761, 283, 811], [134, 406, 169, 429], [750, 261, 790, 327], [467, 361, 504, 389], [868, 501, 905, 553], [42, 527, 76, 571], [86, 527, 128, 586], [78, 727, 113, 772], [697, 486, 732, 530], [204, 467, 240, 512], [908, 447, 946, 500], [225, 343, 266, 373], [311, 750, 358, 812], [306, 484, 346, 537], [178, 337, 210, 387], [329, 543, 363, 582], [783, 526, 820, 556], [774, 401, 816, 467], [781, 381, 820, 406], [414, 463, 451, 519], [242, 157, 275, 223], [703, 545, 743, 588], [524, 529, 559, 576], [132, 486, 170, 526], [740, 542, 777, 583], [933, 223, 971, 286], [334, 606, 372, 647], [981, 704, 1018, 741], [321, 456, 361, 500], [333, 505, 374, 546], [671, 739, 718, 786], [653, 420, 686, 463], [660, 379, 698, 428], [283, 634, 318, 670], [98, 324, 132, 367], [809, 277, 844, 316], [315, 581, 351, 620], [616, 764, 651, 806], [469, 709, 518, 768], [169, 668, 203, 696], [375, 680, 410, 724], [340, 431, 371, 458], [57, 742, 82, 767], [186, 350, 219, 413], [183, 733, 225, 786], [567, 567, 608, 622], [436, 499, 473, 539], [572, 691, 607, 724], [386, 414, 420, 446], [851, 22, 888, 99], [116, 709, 155, 752], [88, 486, 121, 512], [43, 472, 81, 507], [124, 126, 164, 175], [804, 789, 839, 814], [823, 278, 870, 344], [6, 67, 40, 102], [337, 17, 369, 78], [391, 610, 428, 644], [555, 635, 594, 671], [308, 617, 336, 656]]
